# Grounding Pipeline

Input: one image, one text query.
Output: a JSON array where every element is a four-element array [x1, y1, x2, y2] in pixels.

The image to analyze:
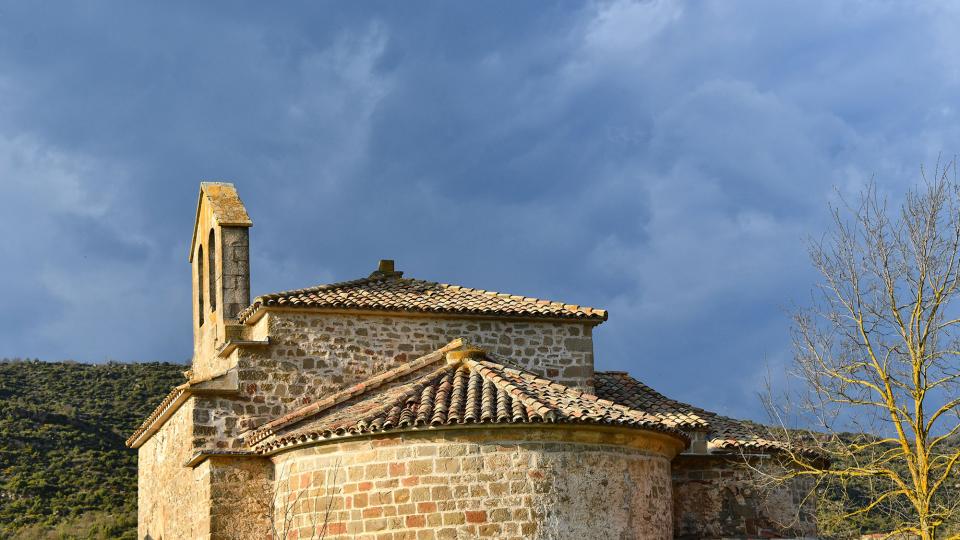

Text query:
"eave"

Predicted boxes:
[[126, 368, 240, 449]]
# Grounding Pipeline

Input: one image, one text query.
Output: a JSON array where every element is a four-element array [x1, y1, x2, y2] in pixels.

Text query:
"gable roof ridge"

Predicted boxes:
[[245, 338, 463, 446], [461, 357, 558, 422]]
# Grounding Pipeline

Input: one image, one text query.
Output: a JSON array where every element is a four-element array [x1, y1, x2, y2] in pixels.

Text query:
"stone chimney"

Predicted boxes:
[[189, 182, 252, 376], [369, 259, 403, 279]]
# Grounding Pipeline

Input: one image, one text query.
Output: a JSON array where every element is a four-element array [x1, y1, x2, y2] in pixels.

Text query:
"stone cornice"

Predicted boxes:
[[184, 449, 260, 468], [242, 305, 607, 327], [261, 423, 688, 460], [216, 338, 270, 358]]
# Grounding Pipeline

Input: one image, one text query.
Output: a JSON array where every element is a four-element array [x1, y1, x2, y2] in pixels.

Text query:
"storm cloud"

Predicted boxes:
[[1, 1, 958, 421]]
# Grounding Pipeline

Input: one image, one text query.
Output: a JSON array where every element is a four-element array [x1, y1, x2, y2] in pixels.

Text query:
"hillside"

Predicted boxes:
[[0, 359, 184, 539], [0, 359, 957, 539]]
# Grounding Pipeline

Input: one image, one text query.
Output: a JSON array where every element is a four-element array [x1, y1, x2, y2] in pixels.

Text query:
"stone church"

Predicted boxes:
[[128, 183, 815, 539]]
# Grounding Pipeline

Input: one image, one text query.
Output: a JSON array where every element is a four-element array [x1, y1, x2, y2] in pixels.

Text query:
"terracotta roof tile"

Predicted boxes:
[[704, 415, 796, 454], [594, 371, 792, 454], [594, 371, 710, 429], [237, 267, 607, 323], [250, 346, 684, 453]]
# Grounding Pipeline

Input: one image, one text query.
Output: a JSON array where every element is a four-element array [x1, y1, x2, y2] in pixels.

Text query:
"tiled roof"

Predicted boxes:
[[705, 415, 795, 454], [594, 371, 791, 454], [250, 344, 685, 453], [236, 263, 607, 324], [594, 372, 710, 429]]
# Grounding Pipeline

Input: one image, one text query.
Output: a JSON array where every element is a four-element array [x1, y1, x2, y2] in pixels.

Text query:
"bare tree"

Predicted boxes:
[[218, 458, 342, 540], [763, 159, 960, 539], [270, 458, 343, 540]]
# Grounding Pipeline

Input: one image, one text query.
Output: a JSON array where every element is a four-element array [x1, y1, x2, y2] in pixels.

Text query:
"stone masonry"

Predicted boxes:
[[189, 311, 598, 452], [137, 400, 208, 540], [269, 427, 680, 540], [672, 455, 817, 538]]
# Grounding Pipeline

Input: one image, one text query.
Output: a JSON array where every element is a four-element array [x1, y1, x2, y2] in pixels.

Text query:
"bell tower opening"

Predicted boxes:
[[189, 182, 252, 377], [208, 228, 217, 313], [197, 245, 205, 327]]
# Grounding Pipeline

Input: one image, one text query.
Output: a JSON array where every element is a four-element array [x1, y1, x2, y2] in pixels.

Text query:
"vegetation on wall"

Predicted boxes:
[[0, 359, 184, 539]]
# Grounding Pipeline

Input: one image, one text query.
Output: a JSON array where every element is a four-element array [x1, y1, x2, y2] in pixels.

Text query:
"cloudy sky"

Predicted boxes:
[[1, 1, 958, 421]]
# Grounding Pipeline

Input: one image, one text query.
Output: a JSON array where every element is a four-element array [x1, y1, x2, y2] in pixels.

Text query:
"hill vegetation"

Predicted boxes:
[[0, 359, 184, 539], [0, 358, 955, 538]]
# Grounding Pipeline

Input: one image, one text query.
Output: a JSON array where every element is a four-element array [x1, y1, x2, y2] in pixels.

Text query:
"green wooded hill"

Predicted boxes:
[[0, 359, 956, 539], [0, 360, 184, 539]]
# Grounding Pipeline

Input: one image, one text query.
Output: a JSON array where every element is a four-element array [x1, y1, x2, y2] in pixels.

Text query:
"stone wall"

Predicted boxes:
[[192, 311, 599, 450], [267, 426, 681, 540], [256, 311, 597, 392], [207, 455, 273, 540], [138, 399, 212, 540], [138, 397, 279, 540], [672, 454, 817, 539]]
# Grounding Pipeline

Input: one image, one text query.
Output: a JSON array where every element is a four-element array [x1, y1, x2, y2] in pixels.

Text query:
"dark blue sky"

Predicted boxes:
[[2, 1, 958, 421]]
